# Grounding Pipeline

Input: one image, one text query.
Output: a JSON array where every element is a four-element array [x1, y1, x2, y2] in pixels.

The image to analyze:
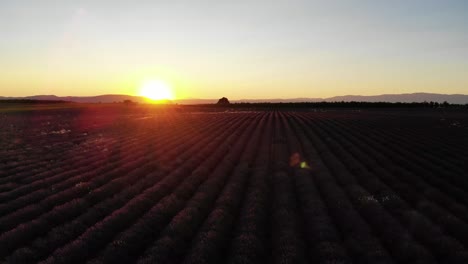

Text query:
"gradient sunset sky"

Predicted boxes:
[[1, 0, 468, 99]]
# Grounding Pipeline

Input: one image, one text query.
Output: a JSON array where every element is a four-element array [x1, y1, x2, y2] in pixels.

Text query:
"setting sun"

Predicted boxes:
[[139, 80, 174, 101]]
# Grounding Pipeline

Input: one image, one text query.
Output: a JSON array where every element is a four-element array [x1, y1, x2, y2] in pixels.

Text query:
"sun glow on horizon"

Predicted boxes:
[[139, 80, 174, 101]]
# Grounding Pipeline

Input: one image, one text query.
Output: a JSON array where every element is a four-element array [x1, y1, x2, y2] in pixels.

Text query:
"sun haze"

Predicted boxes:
[[1, 1, 468, 99], [139, 80, 174, 101]]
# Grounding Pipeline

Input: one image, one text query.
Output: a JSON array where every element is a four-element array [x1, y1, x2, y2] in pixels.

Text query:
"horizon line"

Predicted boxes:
[[2, 91, 468, 100]]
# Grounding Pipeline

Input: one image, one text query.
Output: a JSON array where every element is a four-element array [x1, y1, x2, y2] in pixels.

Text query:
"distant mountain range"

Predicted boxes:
[[1, 93, 468, 104]]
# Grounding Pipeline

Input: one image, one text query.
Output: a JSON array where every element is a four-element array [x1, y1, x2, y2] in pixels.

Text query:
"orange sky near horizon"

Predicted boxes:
[[1, 1, 468, 99]]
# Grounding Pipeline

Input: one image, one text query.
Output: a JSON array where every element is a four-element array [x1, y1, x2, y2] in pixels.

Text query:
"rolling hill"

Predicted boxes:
[[1, 93, 468, 104]]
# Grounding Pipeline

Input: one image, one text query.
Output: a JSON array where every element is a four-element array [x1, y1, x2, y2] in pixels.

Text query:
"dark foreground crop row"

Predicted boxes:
[[0, 106, 467, 263]]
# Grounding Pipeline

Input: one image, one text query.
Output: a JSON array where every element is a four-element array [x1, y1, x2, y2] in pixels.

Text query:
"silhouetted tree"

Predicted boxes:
[[217, 97, 230, 105], [123, 99, 136, 106]]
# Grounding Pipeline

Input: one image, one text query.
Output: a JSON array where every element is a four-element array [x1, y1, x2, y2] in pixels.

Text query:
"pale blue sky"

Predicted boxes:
[[1, 0, 467, 98]]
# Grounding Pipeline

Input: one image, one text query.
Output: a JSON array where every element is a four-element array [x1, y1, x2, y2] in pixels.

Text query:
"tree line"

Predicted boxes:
[[211, 100, 468, 108]]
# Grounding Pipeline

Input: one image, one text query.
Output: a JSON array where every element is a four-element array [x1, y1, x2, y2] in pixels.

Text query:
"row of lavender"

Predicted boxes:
[[1, 109, 467, 263]]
